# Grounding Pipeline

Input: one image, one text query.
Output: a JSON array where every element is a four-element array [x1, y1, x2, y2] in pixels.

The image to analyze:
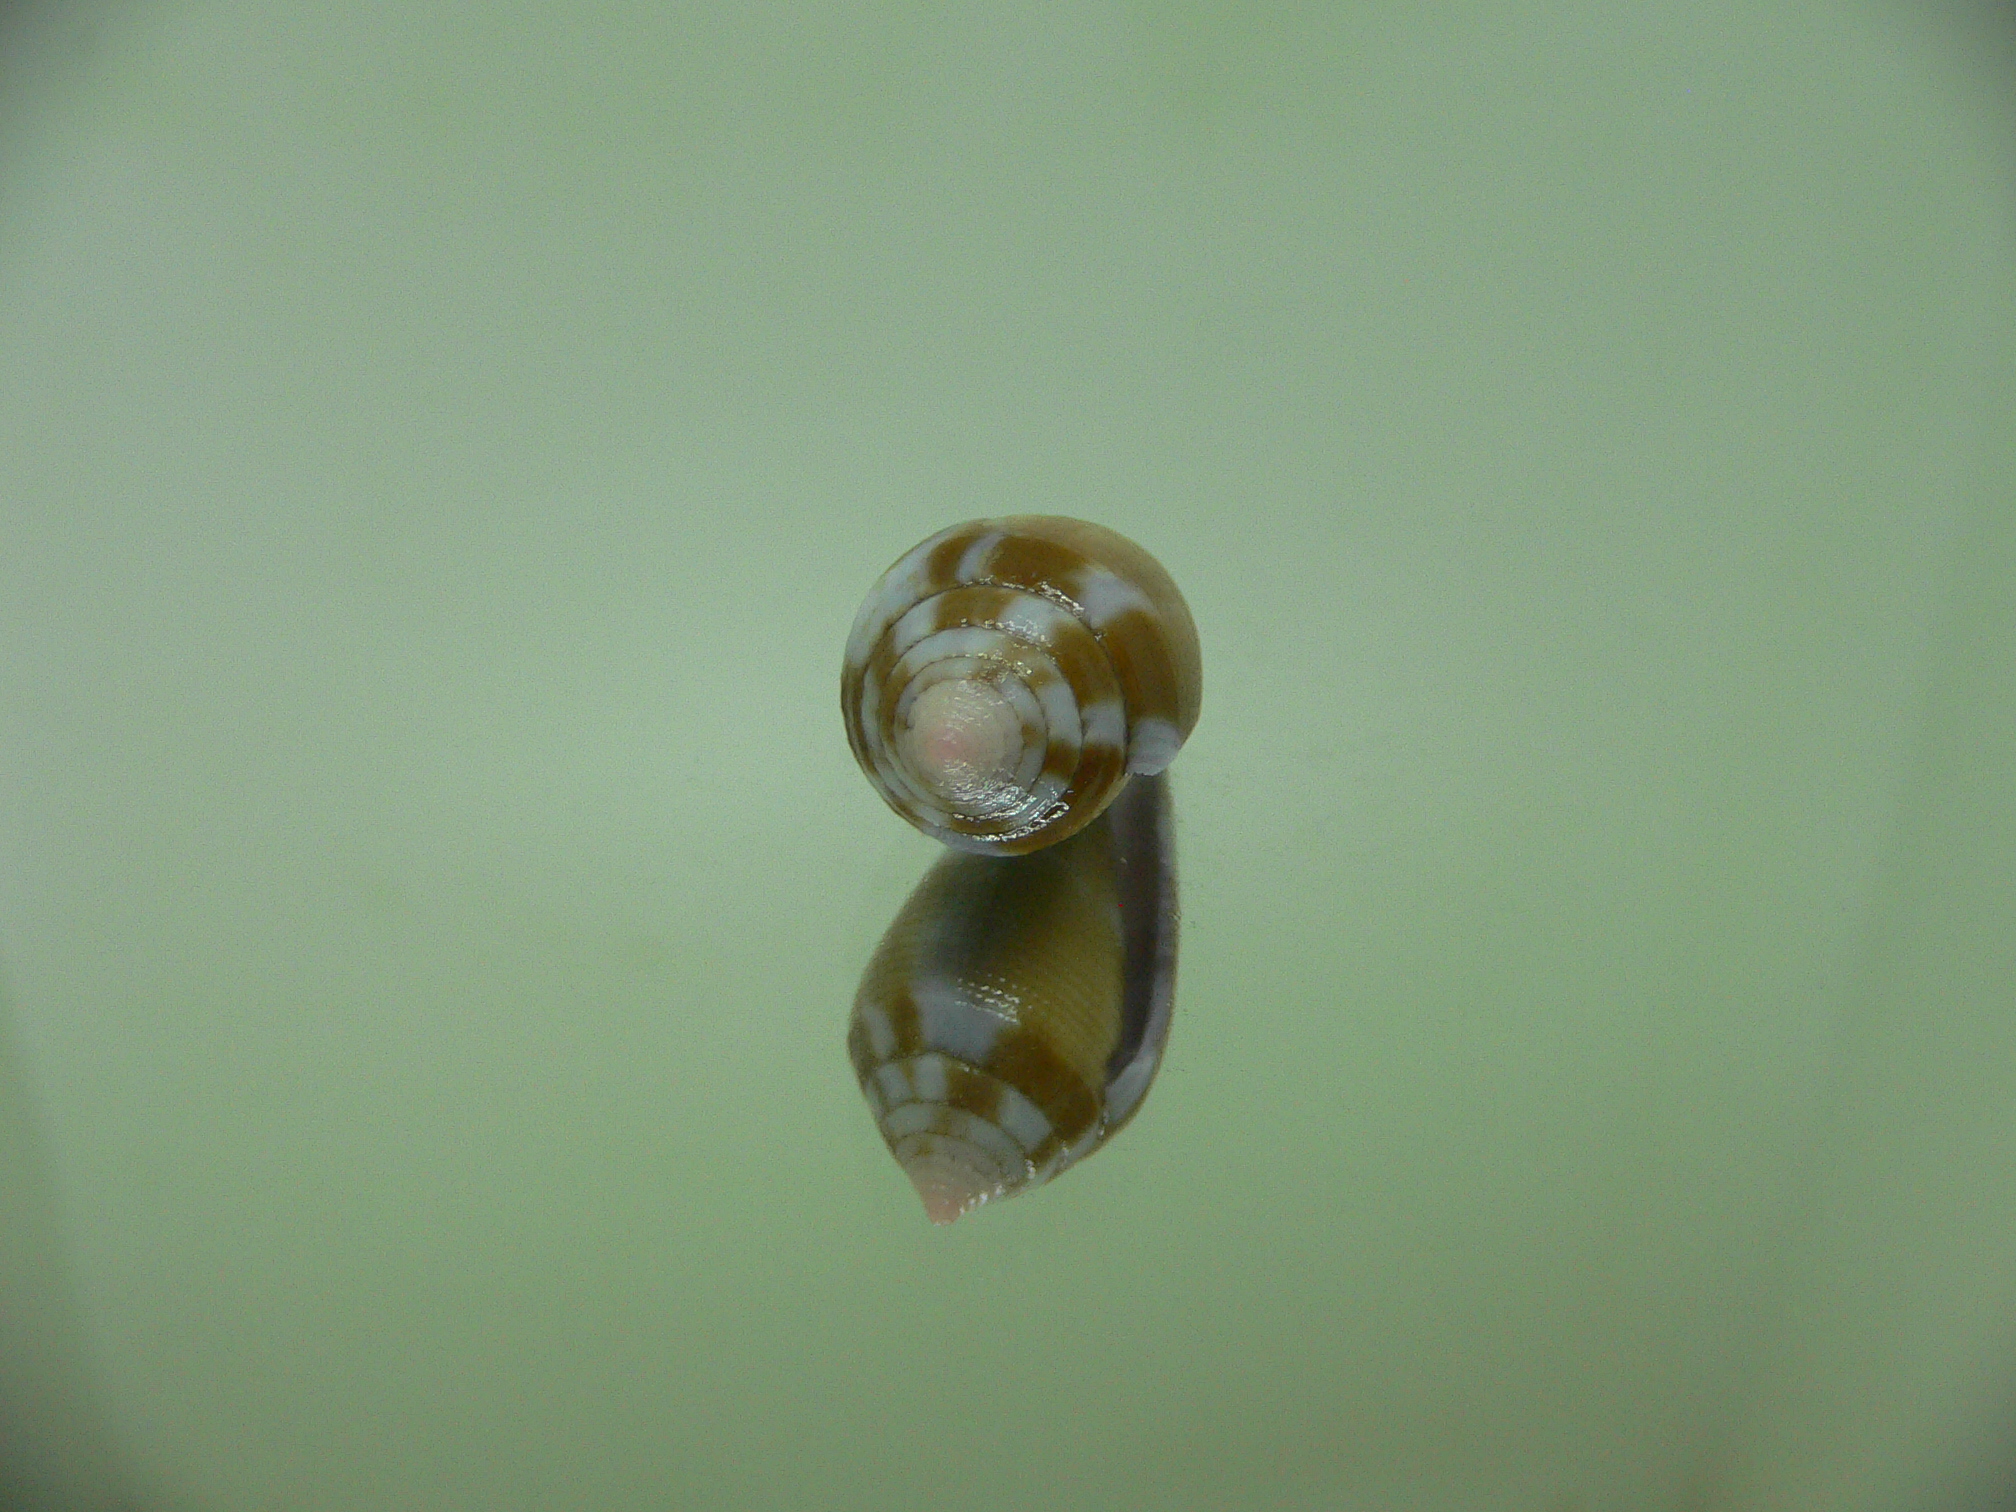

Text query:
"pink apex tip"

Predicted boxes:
[[901, 677, 1019, 803], [902, 1154, 993, 1226]]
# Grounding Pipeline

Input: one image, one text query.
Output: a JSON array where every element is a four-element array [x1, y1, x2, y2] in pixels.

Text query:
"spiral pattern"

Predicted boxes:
[[842, 516, 1201, 855]]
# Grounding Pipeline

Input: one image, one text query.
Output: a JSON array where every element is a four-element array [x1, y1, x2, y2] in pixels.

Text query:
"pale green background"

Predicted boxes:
[[2, 4, 2014, 1510]]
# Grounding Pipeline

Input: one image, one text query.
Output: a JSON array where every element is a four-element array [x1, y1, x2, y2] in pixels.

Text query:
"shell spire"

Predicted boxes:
[[842, 516, 1202, 856]]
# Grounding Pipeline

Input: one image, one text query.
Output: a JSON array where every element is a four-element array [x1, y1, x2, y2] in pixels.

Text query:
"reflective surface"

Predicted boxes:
[[2, 4, 2014, 1509]]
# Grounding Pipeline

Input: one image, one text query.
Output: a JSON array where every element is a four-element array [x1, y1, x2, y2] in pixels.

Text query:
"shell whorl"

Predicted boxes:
[[842, 516, 1202, 856]]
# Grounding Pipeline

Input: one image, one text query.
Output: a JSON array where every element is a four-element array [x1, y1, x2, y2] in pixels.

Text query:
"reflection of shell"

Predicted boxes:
[[842, 516, 1202, 856], [848, 773, 1178, 1224]]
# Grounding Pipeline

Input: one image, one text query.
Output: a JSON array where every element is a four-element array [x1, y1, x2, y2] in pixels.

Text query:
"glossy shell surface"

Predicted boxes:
[[842, 516, 1201, 855]]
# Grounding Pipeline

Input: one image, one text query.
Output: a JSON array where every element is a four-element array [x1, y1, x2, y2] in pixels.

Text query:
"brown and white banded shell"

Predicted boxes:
[[848, 771, 1178, 1224], [841, 516, 1202, 856]]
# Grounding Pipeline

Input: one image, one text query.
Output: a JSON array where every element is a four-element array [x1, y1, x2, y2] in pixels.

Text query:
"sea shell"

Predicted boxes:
[[842, 516, 1202, 856], [842, 517, 1201, 1224]]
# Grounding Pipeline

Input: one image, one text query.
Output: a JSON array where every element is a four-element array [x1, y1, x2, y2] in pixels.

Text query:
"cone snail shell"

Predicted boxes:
[[842, 515, 1202, 856], [843, 517, 1200, 1225]]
